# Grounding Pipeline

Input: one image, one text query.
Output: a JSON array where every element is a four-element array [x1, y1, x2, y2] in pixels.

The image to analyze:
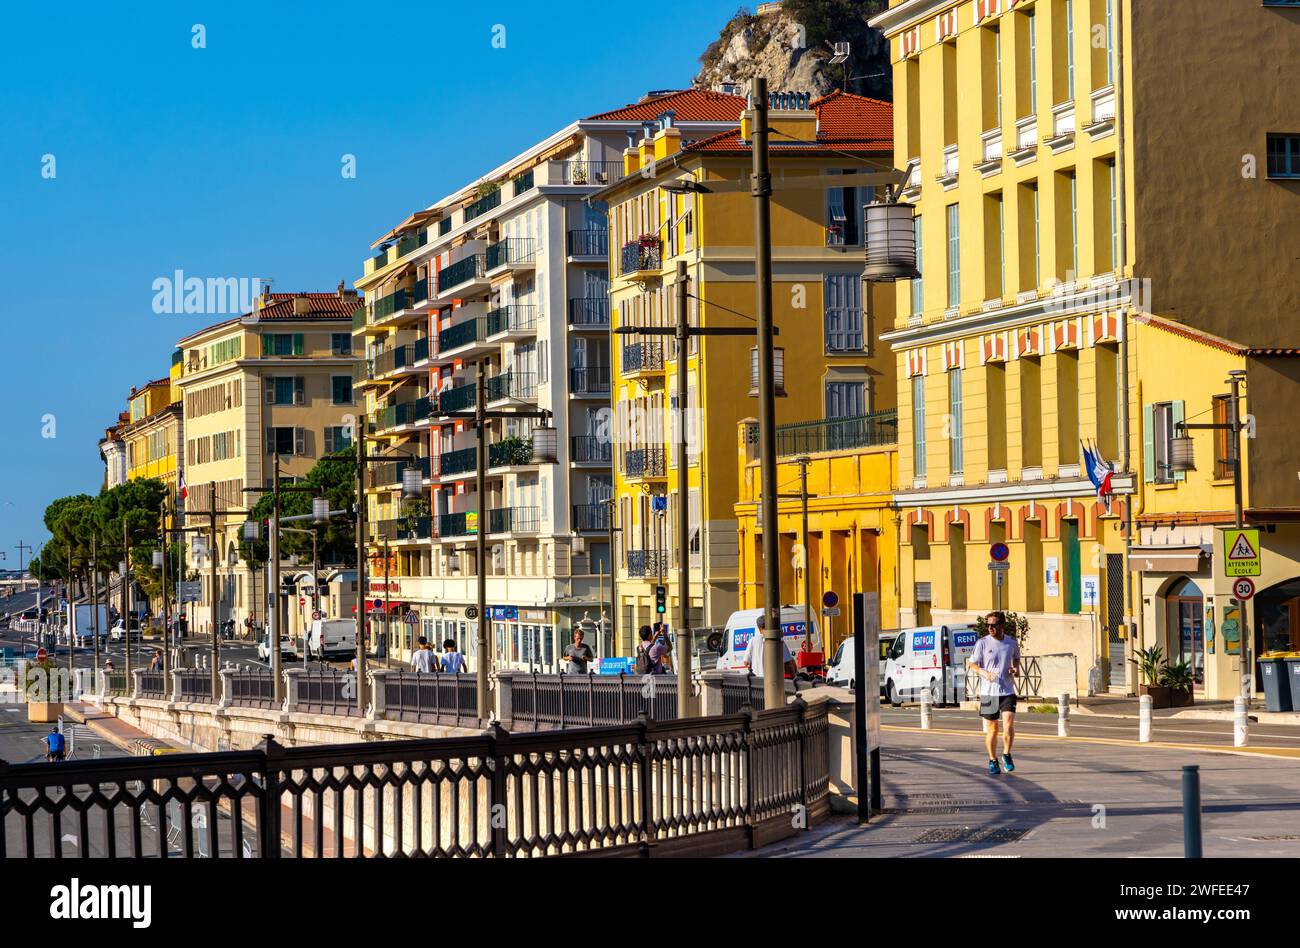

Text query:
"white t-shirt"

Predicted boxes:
[[744, 632, 793, 678], [412, 648, 437, 673]]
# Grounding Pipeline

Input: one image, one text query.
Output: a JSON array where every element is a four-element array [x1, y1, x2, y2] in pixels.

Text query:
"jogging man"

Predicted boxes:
[[968, 611, 1020, 775], [44, 726, 66, 762]]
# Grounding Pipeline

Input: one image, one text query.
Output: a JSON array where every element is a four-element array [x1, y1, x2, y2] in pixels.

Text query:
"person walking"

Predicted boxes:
[[743, 614, 796, 680], [411, 636, 437, 673], [440, 639, 466, 674], [148, 649, 163, 672], [563, 627, 595, 674], [634, 625, 671, 674], [968, 611, 1021, 775]]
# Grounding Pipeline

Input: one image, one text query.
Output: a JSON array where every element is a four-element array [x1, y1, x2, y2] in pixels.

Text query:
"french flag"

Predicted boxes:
[[179, 474, 188, 502]]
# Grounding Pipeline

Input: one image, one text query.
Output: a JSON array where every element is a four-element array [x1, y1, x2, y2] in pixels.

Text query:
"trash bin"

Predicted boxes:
[[1283, 656, 1300, 712], [1259, 654, 1293, 713]]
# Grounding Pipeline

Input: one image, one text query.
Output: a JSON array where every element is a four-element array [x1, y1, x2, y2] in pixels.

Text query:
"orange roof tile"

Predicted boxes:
[[685, 90, 892, 154], [585, 88, 746, 123]]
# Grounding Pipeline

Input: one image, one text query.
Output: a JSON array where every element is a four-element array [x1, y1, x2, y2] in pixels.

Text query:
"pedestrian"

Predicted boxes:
[[148, 649, 163, 672], [562, 627, 595, 674], [441, 639, 466, 674], [43, 726, 66, 763], [743, 614, 796, 679], [634, 624, 671, 675], [103, 658, 115, 674], [411, 636, 437, 674], [968, 611, 1021, 775]]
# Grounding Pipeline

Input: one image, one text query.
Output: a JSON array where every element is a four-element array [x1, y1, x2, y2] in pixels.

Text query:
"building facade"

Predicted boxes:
[[600, 90, 896, 656]]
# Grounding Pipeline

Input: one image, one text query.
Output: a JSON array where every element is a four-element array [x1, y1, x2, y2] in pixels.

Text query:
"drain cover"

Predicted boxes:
[[913, 826, 1031, 844]]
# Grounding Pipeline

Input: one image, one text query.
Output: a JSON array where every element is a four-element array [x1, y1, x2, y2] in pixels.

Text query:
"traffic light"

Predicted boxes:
[[654, 585, 666, 616]]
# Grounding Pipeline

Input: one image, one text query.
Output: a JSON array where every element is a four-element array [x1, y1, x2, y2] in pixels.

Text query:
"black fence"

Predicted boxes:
[[228, 670, 278, 710], [1, 702, 829, 858], [296, 669, 360, 717], [721, 673, 767, 714], [382, 672, 479, 728], [137, 671, 168, 700], [499, 672, 679, 731], [177, 670, 213, 702]]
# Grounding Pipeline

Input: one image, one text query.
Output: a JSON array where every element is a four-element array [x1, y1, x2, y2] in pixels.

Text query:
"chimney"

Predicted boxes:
[[292, 295, 312, 315], [337, 279, 346, 298], [742, 90, 818, 143]]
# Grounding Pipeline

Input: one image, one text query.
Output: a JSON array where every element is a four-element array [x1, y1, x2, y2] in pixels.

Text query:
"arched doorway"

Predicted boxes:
[[1165, 577, 1205, 690], [1253, 578, 1300, 656]]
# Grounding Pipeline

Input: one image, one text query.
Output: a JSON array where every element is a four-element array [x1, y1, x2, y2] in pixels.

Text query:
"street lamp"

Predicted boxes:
[[152, 550, 163, 569], [313, 496, 330, 524], [400, 465, 422, 502], [862, 200, 921, 282]]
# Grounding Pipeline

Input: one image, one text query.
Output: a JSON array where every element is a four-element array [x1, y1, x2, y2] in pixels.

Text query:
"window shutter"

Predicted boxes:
[[264, 379, 274, 404], [1142, 404, 1155, 483], [295, 376, 305, 405], [265, 428, 274, 455], [324, 427, 334, 454], [295, 427, 305, 456], [1172, 401, 1186, 482], [262, 334, 273, 356], [292, 333, 304, 356]]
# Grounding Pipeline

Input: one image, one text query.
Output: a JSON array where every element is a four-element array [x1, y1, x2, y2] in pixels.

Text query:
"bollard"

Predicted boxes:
[[1182, 765, 1203, 858], [1058, 692, 1071, 737], [1138, 693, 1153, 743], [1233, 695, 1249, 747], [920, 684, 932, 729]]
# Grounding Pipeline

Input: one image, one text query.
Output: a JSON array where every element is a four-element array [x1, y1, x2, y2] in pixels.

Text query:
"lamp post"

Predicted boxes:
[[90, 535, 101, 676]]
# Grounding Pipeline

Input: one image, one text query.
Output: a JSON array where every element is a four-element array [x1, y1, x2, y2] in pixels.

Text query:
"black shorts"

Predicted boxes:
[[979, 694, 1017, 720]]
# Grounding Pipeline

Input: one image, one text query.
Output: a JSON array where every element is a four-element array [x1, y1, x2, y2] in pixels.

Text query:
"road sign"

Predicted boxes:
[[1233, 577, 1256, 601], [987, 561, 1011, 571], [1223, 528, 1261, 577], [465, 605, 479, 621], [298, 597, 306, 607], [372, 598, 383, 610], [822, 606, 841, 617], [311, 610, 322, 620], [990, 542, 1010, 562], [1082, 575, 1100, 607], [35, 647, 47, 661], [176, 581, 201, 603], [822, 590, 839, 609], [404, 611, 418, 625]]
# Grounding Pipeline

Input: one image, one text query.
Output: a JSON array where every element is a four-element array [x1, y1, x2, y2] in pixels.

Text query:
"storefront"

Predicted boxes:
[[491, 607, 558, 672]]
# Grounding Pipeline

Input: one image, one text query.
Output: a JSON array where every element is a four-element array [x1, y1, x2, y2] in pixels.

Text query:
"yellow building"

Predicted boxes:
[[733, 414, 901, 660], [871, 0, 1300, 698], [174, 286, 363, 634], [600, 91, 896, 654], [122, 373, 181, 491]]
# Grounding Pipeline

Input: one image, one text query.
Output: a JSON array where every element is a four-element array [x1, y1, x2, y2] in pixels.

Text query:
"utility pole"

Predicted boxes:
[[475, 359, 490, 720], [798, 456, 813, 654], [91, 534, 100, 675], [66, 548, 74, 675], [751, 76, 784, 713], [383, 538, 392, 666], [160, 499, 170, 688], [606, 498, 618, 654], [674, 260, 694, 713], [122, 519, 132, 684], [354, 414, 369, 715], [270, 453, 282, 701], [208, 507, 219, 698], [15, 541, 32, 592]]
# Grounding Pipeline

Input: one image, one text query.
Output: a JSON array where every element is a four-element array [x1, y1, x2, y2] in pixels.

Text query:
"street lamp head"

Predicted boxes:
[[531, 421, 559, 464], [400, 466, 423, 501], [312, 496, 331, 523], [243, 520, 260, 542], [863, 200, 922, 282], [151, 550, 163, 569], [749, 346, 787, 397], [1170, 434, 1197, 473]]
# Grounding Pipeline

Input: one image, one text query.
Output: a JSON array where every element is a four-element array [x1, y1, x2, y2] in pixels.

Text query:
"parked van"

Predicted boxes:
[[308, 619, 356, 660], [714, 607, 821, 674], [882, 624, 979, 707], [825, 631, 899, 692]]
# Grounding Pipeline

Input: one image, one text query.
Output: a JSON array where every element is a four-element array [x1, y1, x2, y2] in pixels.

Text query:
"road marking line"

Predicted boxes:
[[881, 724, 1300, 759]]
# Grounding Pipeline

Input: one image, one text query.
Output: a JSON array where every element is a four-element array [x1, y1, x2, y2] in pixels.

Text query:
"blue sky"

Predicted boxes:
[[0, 0, 740, 561]]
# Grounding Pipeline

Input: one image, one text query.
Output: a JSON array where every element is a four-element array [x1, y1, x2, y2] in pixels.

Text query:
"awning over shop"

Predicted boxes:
[[1131, 545, 1209, 573]]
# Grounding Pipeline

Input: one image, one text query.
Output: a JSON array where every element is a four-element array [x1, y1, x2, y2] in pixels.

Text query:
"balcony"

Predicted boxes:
[[557, 160, 623, 187], [512, 169, 535, 198], [485, 237, 537, 273], [626, 549, 669, 578], [439, 438, 535, 479], [462, 188, 502, 224], [572, 503, 611, 532], [373, 516, 433, 542], [488, 507, 540, 535], [1047, 101, 1076, 152], [438, 446, 477, 478], [620, 239, 662, 277], [369, 284, 426, 326], [571, 435, 612, 464], [438, 512, 476, 538], [436, 254, 488, 299], [374, 397, 433, 434], [367, 456, 432, 490], [937, 143, 959, 188], [1085, 86, 1117, 138], [485, 303, 538, 340], [567, 228, 609, 259], [1010, 116, 1038, 164], [351, 305, 367, 332], [775, 409, 898, 457], [437, 382, 476, 416], [369, 338, 430, 380], [624, 447, 666, 480], [976, 128, 1003, 175], [568, 297, 610, 329], [396, 230, 428, 259], [621, 341, 664, 377], [569, 365, 611, 398], [436, 317, 492, 360], [486, 371, 537, 403]]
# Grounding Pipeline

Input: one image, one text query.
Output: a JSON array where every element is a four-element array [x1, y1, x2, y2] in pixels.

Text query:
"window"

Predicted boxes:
[[1064, 0, 1075, 99], [824, 273, 864, 351], [912, 375, 927, 478], [331, 333, 352, 355], [265, 426, 303, 456], [946, 204, 961, 309], [948, 369, 964, 474], [331, 375, 353, 405], [986, 363, 1008, 471], [1267, 134, 1300, 179], [950, 524, 967, 610], [266, 376, 304, 405], [985, 193, 1005, 299], [1212, 395, 1233, 480], [262, 333, 304, 357], [1145, 401, 1185, 485], [826, 380, 866, 418], [1105, 0, 1115, 85], [911, 216, 924, 316], [825, 171, 869, 245], [1027, 9, 1037, 111], [1057, 351, 1079, 464]]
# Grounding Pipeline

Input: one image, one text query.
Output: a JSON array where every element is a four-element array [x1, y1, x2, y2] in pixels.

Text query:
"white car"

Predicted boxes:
[[825, 631, 899, 692], [257, 634, 296, 662]]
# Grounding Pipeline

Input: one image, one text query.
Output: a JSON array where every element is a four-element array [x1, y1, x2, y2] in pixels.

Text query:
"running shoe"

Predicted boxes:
[[987, 759, 1001, 776], [1002, 753, 1015, 773]]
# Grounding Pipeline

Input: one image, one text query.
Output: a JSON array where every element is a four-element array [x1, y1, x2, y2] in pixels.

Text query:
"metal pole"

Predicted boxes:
[[123, 520, 131, 684], [355, 414, 368, 714], [750, 76, 783, 712], [475, 360, 490, 720], [607, 498, 618, 654], [209, 510, 219, 698], [675, 260, 693, 715], [91, 535, 100, 675], [384, 539, 391, 666], [67, 548, 74, 675], [799, 456, 813, 655], [310, 531, 318, 667], [1182, 765, 1203, 858], [1230, 375, 1244, 530], [270, 453, 282, 702], [160, 499, 169, 686]]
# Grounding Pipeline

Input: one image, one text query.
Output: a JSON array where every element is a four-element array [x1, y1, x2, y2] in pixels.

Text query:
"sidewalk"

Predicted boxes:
[[1073, 694, 1300, 726], [62, 702, 185, 756]]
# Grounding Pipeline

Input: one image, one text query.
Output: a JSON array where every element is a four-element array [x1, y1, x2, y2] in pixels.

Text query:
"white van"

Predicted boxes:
[[882, 624, 979, 707], [308, 619, 357, 660], [825, 632, 899, 691], [715, 607, 821, 673]]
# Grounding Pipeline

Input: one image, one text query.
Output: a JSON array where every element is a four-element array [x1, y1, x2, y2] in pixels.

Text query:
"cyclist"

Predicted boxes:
[[43, 726, 66, 762]]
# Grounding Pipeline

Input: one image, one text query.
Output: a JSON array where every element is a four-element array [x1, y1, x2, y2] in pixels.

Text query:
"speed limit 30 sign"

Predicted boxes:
[[1233, 577, 1256, 601]]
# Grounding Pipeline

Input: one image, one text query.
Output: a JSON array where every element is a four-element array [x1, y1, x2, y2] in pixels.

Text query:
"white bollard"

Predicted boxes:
[[920, 684, 933, 729], [1234, 696, 1249, 747], [1138, 693, 1153, 743], [1058, 693, 1071, 737]]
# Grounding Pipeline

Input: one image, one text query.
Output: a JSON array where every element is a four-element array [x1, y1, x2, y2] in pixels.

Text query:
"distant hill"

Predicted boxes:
[[694, 1, 892, 102]]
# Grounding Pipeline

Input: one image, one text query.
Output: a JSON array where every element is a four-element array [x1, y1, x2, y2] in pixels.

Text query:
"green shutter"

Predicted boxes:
[[1143, 404, 1155, 483], [1172, 400, 1186, 482], [262, 334, 273, 356], [292, 333, 304, 356]]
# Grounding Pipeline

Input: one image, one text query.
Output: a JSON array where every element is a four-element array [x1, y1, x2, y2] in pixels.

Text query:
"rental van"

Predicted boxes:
[[825, 631, 899, 692], [307, 618, 357, 660], [882, 624, 979, 707], [714, 607, 822, 674]]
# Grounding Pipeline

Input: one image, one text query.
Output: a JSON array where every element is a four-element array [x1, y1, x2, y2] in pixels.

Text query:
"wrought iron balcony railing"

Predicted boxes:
[[437, 318, 485, 354], [620, 239, 662, 275], [572, 503, 611, 532], [624, 447, 666, 479], [486, 238, 536, 270], [373, 516, 433, 541], [485, 304, 538, 337], [569, 365, 611, 396], [367, 456, 432, 489], [570, 435, 612, 463], [462, 187, 502, 223], [626, 549, 669, 578], [621, 341, 664, 375], [437, 382, 476, 415], [774, 408, 899, 457], [488, 507, 540, 535], [486, 371, 537, 402], [566, 228, 609, 257], [375, 397, 433, 431], [437, 254, 486, 295], [438, 512, 475, 537], [568, 297, 610, 327], [558, 160, 623, 186]]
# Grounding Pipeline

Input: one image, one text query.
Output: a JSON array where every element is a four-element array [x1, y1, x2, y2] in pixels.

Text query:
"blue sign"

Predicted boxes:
[[822, 590, 839, 609], [990, 542, 1010, 562], [651, 496, 667, 512], [913, 631, 936, 651], [598, 657, 634, 675], [490, 606, 518, 621], [952, 630, 977, 650], [733, 621, 808, 654]]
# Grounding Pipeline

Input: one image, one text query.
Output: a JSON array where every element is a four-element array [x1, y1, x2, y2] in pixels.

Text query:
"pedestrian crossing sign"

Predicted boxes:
[[1222, 528, 1261, 577]]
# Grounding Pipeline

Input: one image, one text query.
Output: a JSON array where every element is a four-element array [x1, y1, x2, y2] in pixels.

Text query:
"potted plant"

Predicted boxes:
[[400, 498, 430, 540], [24, 656, 64, 723], [1130, 645, 1171, 708], [571, 166, 589, 185], [1160, 659, 1196, 708]]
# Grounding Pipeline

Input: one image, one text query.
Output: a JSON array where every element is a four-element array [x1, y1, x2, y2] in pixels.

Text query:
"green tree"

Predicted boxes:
[[974, 611, 1031, 654], [238, 445, 358, 570]]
